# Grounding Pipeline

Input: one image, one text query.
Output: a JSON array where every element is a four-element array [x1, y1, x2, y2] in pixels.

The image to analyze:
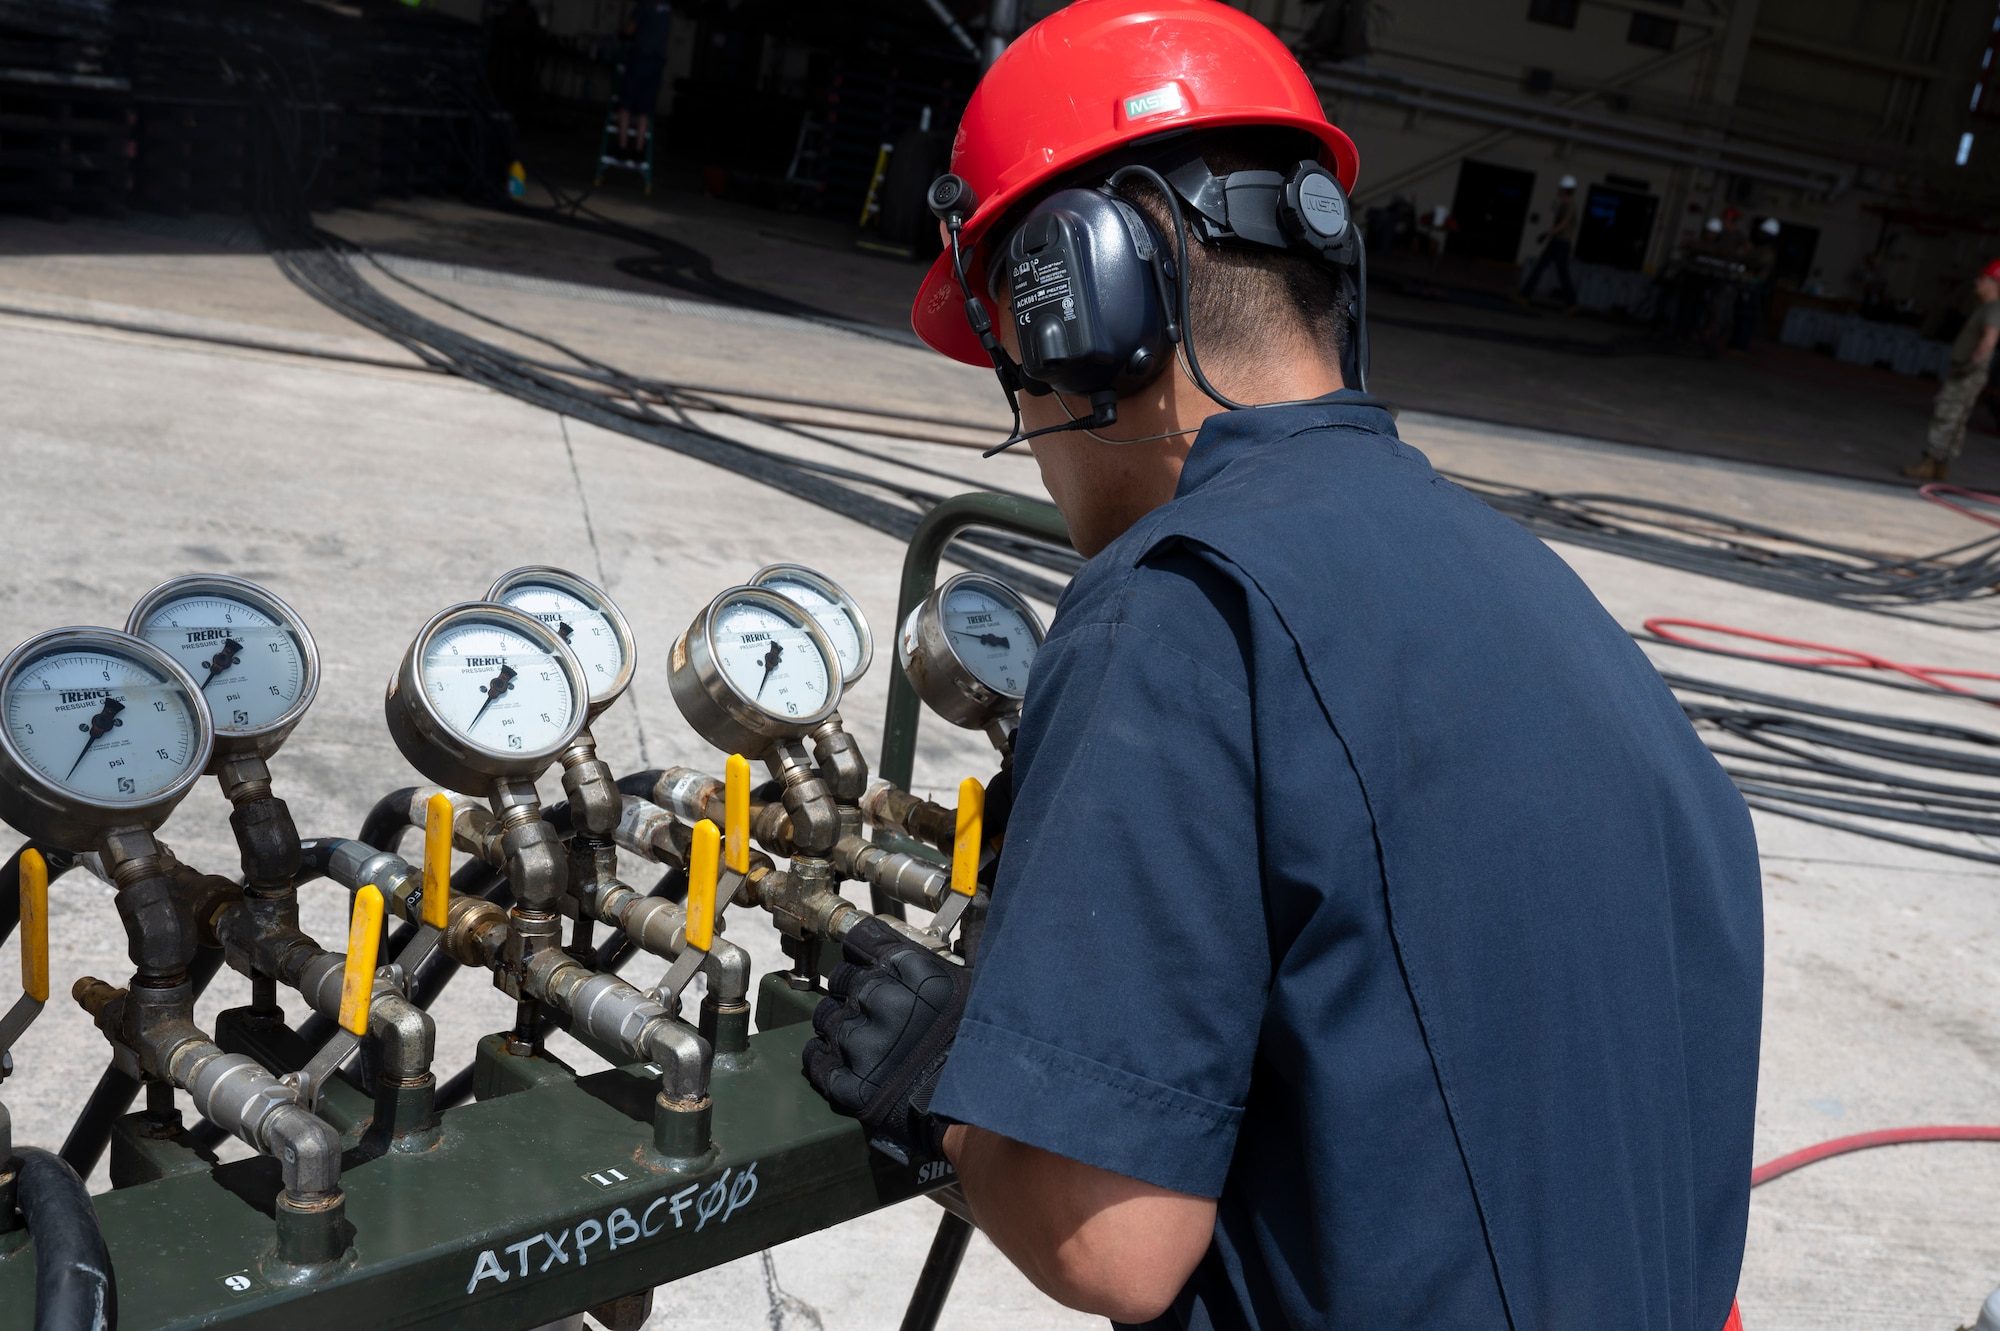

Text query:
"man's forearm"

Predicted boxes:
[[942, 1123, 1217, 1323]]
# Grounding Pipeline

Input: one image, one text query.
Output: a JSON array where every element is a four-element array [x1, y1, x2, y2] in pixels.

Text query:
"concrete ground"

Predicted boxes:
[[0, 211, 1999, 1329]]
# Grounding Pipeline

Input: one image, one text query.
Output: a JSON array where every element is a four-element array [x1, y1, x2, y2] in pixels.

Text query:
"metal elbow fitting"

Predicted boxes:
[[808, 718, 869, 802], [369, 992, 435, 1085], [559, 732, 622, 836], [527, 954, 712, 1102], [701, 938, 751, 1005], [769, 740, 840, 855], [171, 1043, 341, 1197]]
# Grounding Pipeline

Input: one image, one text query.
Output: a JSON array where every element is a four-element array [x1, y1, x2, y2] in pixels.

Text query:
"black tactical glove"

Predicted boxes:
[[801, 915, 970, 1168]]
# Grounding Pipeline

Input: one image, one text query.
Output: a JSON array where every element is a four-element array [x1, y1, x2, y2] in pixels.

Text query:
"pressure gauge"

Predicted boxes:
[[0, 628, 214, 849], [750, 564, 873, 687], [125, 574, 319, 763], [385, 602, 588, 792], [486, 566, 636, 720], [669, 586, 842, 755], [898, 573, 1045, 730]]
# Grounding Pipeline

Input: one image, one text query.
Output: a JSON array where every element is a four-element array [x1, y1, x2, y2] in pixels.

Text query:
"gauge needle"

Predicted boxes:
[[198, 636, 245, 690], [755, 641, 783, 700], [952, 631, 1012, 651], [66, 696, 127, 778], [556, 621, 574, 644], [466, 663, 518, 733]]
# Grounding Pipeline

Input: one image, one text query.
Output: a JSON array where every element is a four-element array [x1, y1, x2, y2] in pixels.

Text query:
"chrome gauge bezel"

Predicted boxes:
[[0, 627, 215, 849], [124, 573, 321, 766], [898, 572, 1046, 730], [750, 562, 874, 687], [385, 601, 590, 792], [669, 585, 844, 755], [485, 565, 637, 722]]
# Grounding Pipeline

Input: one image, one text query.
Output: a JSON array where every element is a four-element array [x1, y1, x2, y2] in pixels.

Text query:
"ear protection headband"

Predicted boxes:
[[929, 152, 1369, 454]]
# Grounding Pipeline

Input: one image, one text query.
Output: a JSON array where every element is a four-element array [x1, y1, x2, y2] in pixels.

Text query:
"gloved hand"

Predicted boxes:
[[801, 915, 970, 1168]]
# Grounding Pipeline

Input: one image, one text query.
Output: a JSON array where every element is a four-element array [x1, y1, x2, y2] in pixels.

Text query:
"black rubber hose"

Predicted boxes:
[[15, 1147, 115, 1331], [59, 945, 226, 1179], [358, 788, 421, 853], [615, 772, 663, 800]]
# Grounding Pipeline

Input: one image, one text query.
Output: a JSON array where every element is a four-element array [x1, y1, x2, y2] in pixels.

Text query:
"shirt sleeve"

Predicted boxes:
[[929, 545, 1267, 1198]]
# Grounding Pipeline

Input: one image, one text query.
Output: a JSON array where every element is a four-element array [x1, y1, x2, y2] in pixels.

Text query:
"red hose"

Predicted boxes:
[[1750, 1125, 2000, 1188], [1919, 483, 2000, 529], [1643, 617, 2000, 702]]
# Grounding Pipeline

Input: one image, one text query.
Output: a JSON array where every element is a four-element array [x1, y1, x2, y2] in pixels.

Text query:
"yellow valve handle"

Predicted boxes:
[[686, 819, 718, 953], [19, 848, 48, 1004], [340, 884, 385, 1036], [724, 753, 751, 875], [422, 792, 453, 929], [951, 778, 984, 899]]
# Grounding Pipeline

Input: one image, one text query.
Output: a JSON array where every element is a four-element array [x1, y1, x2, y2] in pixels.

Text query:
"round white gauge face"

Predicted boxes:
[[419, 618, 578, 757], [942, 581, 1039, 697], [711, 595, 833, 722], [493, 582, 627, 699], [756, 572, 866, 682], [134, 594, 306, 735], [3, 645, 205, 804]]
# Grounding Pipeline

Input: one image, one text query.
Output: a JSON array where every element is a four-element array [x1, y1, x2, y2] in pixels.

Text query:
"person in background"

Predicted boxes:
[[1732, 216, 1780, 350], [1905, 260, 2000, 482], [613, 0, 673, 162], [1519, 174, 1578, 308]]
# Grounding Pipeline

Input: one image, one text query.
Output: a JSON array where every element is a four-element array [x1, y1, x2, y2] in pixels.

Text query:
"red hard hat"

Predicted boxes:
[[1983, 258, 2000, 281], [910, 0, 1358, 365]]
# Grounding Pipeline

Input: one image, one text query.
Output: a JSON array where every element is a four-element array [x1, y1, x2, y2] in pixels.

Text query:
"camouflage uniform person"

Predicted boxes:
[[1907, 260, 2000, 482]]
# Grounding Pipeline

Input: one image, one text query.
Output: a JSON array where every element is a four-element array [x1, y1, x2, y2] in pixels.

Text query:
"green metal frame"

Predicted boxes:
[[0, 492, 1069, 1329]]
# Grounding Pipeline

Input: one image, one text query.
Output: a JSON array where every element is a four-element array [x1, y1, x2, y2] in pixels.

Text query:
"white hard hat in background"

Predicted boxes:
[[1559, 174, 1577, 190], [1760, 217, 1781, 236], [1705, 217, 1724, 233]]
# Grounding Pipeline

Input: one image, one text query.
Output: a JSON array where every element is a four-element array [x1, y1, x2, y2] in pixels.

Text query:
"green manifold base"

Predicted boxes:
[[0, 1000, 948, 1330]]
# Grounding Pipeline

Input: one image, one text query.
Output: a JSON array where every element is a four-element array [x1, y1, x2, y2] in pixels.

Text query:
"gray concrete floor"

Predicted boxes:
[[0, 217, 1999, 1329]]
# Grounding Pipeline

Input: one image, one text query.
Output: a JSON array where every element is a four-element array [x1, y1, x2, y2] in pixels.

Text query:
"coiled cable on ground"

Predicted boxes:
[[1452, 471, 2000, 625]]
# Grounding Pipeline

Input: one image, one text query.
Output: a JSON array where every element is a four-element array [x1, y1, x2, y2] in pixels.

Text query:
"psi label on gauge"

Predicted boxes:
[[4, 651, 202, 801], [713, 602, 830, 721], [423, 622, 575, 754], [137, 596, 305, 733]]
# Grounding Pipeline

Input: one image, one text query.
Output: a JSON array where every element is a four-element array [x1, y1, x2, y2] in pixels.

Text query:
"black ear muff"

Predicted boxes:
[[991, 187, 1174, 409], [1280, 162, 1356, 267]]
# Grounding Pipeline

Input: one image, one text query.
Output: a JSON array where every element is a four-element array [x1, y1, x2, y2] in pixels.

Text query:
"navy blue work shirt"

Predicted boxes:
[[929, 395, 1763, 1330]]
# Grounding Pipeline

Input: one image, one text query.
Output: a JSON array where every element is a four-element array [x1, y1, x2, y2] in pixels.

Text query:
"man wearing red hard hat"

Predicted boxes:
[[1905, 259, 2000, 482], [801, 3, 1762, 1328]]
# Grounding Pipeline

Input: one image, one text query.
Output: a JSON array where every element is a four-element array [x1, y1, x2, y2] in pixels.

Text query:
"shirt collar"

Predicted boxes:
[[1176, 391, 1399, 495]]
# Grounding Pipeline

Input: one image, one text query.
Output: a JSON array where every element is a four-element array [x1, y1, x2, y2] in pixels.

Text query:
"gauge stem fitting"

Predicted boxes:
[[218, 755, 304, 897], [102, 827, 199, 982], [558, 730, 622, 837], [768, 740, 840, 855], [807, 718, 869, 803]]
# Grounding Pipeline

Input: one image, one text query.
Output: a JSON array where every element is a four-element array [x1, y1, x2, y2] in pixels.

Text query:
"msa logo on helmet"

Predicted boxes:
[[1118, 82, 1187, 125]]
